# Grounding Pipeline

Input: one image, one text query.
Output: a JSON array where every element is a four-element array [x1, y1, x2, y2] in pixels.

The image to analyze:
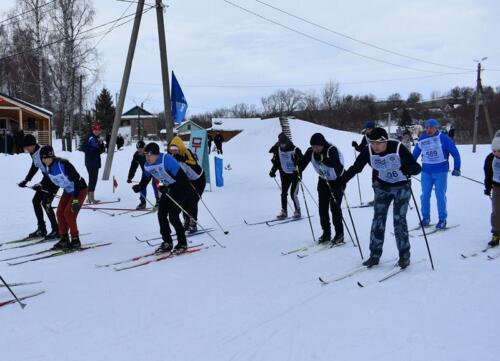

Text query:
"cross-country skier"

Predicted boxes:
[[340, 128, 421, 268], [39, 146, 88, 250], [300, 133, 345, 245], [484, 135, 500, 247], [18, 134, 59, 239], [127, 140, 160, 210], [269, 132, 302, 220], [81, 122, 105, 204], [351, 120, 375, 152], [167, 136, 206, 233], [412, 118, 461, 229], [132, 142, 190, 253]]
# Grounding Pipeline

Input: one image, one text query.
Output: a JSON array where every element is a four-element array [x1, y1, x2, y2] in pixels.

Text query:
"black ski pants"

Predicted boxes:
[[33, 177, 59, 232], [185, 173, 206, 222], [280, 172, 300, 212], [317, 178, 344, 237], [86, 165, 99, 192], [158, 186, 187, 246]]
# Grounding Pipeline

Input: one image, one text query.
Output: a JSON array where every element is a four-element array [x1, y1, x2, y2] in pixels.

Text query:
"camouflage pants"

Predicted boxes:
[[370, 182, 411, 259]]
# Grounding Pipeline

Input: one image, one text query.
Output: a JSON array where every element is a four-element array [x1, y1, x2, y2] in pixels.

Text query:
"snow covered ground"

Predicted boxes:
[[0, 118, 498, 361]]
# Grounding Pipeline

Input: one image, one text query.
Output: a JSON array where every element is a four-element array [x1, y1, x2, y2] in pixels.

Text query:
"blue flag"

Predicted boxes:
[[171, 71, 187, 124]]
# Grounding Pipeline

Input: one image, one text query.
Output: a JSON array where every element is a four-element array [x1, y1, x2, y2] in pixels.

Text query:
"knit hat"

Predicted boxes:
[[278, 132, 290, 145], [367, 127, 389, 142], [39, 145, 55, 158], [23, 134, 37, 147], [91, 122, 102, 131], [425, 118, 439, 128], [310, 133, 328, 146], [492, 136, 500, 151], [144, 142, 160, 155], [136, 140, 145, 149], [365, 120, 375, 129]]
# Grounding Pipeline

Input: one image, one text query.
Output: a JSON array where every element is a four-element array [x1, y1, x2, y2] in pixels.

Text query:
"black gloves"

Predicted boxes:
[[132, 184, 141, 193], [158, 185, 169, 194], [126, 179, 132, 184], [352, 141, 358, 149], [269, 170, 276, 178], [32, 183, 42, 191], [485, 189, 491, 196], [18, 180, 28, 188]]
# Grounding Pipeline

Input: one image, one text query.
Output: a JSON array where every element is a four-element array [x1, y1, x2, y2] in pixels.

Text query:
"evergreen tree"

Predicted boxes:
[[399, 108, 412, 128], [95, 87, 116, 133]]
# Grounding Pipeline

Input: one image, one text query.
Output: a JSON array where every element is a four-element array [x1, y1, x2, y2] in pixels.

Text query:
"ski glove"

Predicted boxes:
[[352, 141, 358, 149], [269, 170, 276, 178], [132, 184, 141, 193], [126, 179, 132, 184], [32, 183, 42, 191], [71, 199, 81, 214], [18, 180, 28, 188], [484, 189, 491, 196], [451, 169, 461, 177], [158, 185, 169, 194]]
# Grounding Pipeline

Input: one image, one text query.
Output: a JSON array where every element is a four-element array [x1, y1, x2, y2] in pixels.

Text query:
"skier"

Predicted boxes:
[[81, 122, 105, 204], [484, 135, 500, 247], [300, 133, 345, 245], [39, 146, 88, 250], [17, 134, 59, 239], [168, 136, 206, 233], [207, 133, 213, 154], [340, 128, 422, 268], [412, 118, 461, 229], [351, 120, 375, 152], [116, 134, 125, 150], [132, 142, 190, 253], [127, 140, 160, 210], [214, 132, 224, 154], [402, 129, 413, 151], [269, 132, 302, 220]]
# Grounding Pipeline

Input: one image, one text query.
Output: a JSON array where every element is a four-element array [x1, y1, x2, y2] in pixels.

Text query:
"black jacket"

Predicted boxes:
[[300, 143, 344, 179], [128, 151, 146, 180], [214, 134, 224, 146], [343, 140, 421, 187], [484, 153, 500, 194], [48, 158, 87, 197], [269, 142, 302, 175]]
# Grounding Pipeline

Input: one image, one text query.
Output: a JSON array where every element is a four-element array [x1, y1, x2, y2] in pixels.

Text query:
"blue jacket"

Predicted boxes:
[[412, 131, 461, 173], [82, 132, 105, 169]]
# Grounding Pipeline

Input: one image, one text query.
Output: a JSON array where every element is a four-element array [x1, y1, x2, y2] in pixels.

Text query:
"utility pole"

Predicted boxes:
[[78, 74, 83, 150], [102, 0, 145, 180], [472, 57, 494, 153], [156, 0, 174, 142]]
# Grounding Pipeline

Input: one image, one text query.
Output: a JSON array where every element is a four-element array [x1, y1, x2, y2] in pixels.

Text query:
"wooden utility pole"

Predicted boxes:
[[102, 0, 145, 180], [78, 74, 83, 149], [472, 59, 494, 153], [156, 0, 174, 142]]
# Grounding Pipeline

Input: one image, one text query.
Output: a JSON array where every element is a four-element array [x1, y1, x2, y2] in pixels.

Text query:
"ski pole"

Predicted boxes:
[[298, 178, 316, 244], [341, 192, 364, 259], [459, 174, 484, 186], [354, 149, 363, 205], [189, 183, 229, 235], [300, 181, 319, 207], [163, 192, 226, 248], [24, 185, 61, 199], [0, 275, 26, 309], [273, 177, 294, 214], [408, 179, 435, 270]]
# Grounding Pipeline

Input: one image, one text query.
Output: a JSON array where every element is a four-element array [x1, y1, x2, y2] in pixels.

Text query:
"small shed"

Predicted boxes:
[[121, 105, 159, 139], [0, 92, 52, 146], [175, 120, 204, 141]]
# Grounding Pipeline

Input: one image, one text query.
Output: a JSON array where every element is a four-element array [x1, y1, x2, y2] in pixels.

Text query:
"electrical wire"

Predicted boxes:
[[0, 0, 56, 25]]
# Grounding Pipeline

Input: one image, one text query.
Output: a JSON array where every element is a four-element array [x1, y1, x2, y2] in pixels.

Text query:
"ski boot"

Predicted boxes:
[[188, 219, 198, 234], [183, 218, 191, 231], [45, 229, 60, 240], [398, 257, 410, 269], [28, 227, 47, 238], [292, 209, 301, 219], [331, 233, 345, 246], [488, 235, 500, 248], [69, 236, 81, 250], [436, 219, 447, 230], [173, 242, 188, 254], [155, 240, 173, 254], [136, 200, 146, 210], [52, 234, 70, 250], [276, 209, 287, 220], [318, 232, 331, 244], [362, 256, 380, 268], [420, 218, 430, 227]]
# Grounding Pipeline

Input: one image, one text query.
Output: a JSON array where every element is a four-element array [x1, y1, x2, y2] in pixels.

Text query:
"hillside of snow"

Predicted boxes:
[[0, 118, 498, 361]]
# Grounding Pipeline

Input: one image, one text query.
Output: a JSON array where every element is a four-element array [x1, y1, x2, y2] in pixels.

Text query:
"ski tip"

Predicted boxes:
[[460, 254, 467, 259], [223, 231, 229, 235], [318, 277, 328, 284], [296, 254, 307, 259], [487, 255, 494, 260], [357, 281, 364, 288]]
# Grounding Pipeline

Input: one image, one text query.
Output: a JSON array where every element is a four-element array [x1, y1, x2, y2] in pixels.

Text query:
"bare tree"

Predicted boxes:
[[321, 80, 339, 112]]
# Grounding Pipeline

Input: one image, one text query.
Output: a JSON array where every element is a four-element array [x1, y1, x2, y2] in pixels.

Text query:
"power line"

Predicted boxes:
[[94, 1, 134, 47], [0, 5, 155, 62], [223, 0, 464, 75], [0, 0, 56, 25], [255, 0, 472, 72]]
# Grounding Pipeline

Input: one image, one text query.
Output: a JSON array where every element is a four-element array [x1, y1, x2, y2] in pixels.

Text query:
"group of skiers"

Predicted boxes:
[[267, 118, 497, 269]]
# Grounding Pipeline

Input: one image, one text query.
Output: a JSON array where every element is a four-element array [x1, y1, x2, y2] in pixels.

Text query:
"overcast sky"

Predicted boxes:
[[3, 0, 500, 115]]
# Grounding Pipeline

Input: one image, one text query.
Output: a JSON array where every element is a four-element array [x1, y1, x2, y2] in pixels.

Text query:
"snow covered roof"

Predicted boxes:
[[122, 105, 155, 119], [211, 117, 262, 131]]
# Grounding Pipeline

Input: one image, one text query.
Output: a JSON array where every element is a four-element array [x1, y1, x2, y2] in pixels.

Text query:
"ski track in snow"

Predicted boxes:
[[0, 117, 498, 361]]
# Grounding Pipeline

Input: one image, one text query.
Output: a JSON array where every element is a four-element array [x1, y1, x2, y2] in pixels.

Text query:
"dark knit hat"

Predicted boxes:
[[136, 140, 145, 149], [23, 134, 37, 147], [367, 127, 389, 142], [310, 133, 328, 146], [365, 120, 375, 129], [144, 142, 160, 155], [278, 132, 290, 145], [39, 145, 55, 158]]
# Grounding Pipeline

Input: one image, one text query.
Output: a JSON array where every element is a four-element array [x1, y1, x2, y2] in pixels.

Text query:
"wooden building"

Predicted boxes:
[[121, 105, 159, 139]]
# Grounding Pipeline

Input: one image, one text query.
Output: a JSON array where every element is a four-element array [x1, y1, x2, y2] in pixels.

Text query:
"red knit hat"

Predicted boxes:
[[91, 121, 101, 131]]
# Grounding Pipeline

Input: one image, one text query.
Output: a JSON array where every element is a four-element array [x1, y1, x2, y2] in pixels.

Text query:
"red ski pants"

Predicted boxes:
[[57, 190, 87, 237]]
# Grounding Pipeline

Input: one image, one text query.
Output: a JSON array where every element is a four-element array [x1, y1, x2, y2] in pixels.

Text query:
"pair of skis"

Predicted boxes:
[[0, 291, 45, 309], [134, 228, 215, 244], [461, 245, 499, 260], [244, 215, 313, 227]]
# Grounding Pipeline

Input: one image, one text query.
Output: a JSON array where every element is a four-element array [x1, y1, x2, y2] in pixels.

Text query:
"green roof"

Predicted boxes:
[[122, 106, 153, 117]]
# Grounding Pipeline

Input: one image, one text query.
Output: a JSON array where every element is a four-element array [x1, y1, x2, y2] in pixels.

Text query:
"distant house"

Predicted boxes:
[[121, 105, 159, 138], [175, 120, 205, 141], [0, 92, 52, 146], [210, 117, 260, 141]]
